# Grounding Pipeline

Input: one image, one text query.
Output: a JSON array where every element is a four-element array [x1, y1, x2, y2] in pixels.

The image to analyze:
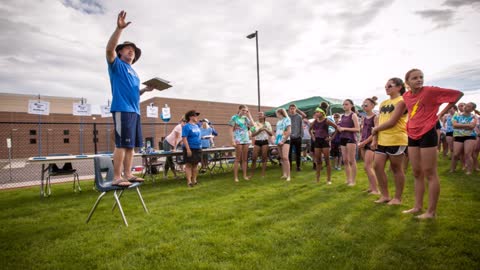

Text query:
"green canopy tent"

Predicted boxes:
[[329, 103, 363, 114], [265, 96, 362, 118]]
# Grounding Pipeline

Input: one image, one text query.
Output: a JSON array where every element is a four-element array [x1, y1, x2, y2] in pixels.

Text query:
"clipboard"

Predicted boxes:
[[143, 77, 172, 91]]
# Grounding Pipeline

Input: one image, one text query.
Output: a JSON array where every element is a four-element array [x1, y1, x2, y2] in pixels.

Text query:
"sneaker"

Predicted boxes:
[[327, 181, 332, 185]]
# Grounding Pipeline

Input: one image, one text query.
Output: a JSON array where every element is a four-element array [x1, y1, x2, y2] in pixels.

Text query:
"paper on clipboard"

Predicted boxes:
[[143, 77, 172, 91]]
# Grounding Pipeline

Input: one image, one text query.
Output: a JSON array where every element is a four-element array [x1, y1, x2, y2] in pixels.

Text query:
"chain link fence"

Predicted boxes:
[[0, 121, 236, 190]]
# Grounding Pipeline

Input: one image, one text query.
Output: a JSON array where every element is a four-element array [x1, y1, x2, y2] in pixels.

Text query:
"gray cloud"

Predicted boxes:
[[62, 0, 105, 14], [414, 9, 455, 29], [429, 60, 480, 92], [443, 0, 480, 7]]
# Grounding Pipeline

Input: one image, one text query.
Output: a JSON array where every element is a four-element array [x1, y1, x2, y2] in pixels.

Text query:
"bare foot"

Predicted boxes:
[[402, 208, 422, 214], [234, 178, 239, 182], [281, 175, 287, 179], [388, 198, 402, 205], [347, 182, 356, 187], [416, 212, 436, 219], [369, 191, 380, 195], [244, 176, 250, 181], [374, 197, 390, 204], [286, 177, 291, 181], [327, 181, 332, 185]]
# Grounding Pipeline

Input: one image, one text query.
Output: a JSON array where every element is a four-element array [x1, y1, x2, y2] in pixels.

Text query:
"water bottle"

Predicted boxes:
[[146, 140, 152, 154]]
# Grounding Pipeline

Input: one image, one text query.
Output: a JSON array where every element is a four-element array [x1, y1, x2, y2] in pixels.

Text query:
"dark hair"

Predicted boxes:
[[389, 77, 406, 95], [469, 102, 477, 110], [365, 96, 378, 106], [451, 105, 458, 111], [289, 104, 297, 109], [320, 101, 329, 111], [184, 110, 199, 121], [344, 99, 356, 113]]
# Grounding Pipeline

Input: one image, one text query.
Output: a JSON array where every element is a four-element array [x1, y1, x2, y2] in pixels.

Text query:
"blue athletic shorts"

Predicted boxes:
[[113, 112, 143, 148]]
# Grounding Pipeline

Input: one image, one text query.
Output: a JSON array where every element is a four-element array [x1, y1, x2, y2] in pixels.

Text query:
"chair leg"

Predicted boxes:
[[45, 176, 51, 197], [111, 189, 125, 212], [136, 187, 149, 214], [114, 190, 128, 226], [86, 192, 107, 223], [74, 173, 81, 192]]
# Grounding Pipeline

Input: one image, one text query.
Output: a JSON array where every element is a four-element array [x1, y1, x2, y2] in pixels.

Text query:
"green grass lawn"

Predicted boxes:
[[1, 156, 479, 270]]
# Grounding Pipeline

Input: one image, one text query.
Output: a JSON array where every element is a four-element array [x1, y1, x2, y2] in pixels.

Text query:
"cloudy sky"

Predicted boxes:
[[1, 0, 479, 111]]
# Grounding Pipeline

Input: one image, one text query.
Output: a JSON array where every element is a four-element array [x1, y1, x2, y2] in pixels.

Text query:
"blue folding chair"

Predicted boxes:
[[86, 156, 149, 226]]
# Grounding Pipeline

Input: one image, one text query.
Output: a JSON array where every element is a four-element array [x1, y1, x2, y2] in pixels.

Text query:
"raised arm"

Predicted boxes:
[[296, 108, 307, 118], [106, 11, 131, 63]]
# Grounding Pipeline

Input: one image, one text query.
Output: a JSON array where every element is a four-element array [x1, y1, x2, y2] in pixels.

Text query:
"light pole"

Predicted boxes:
[[247, 30, 261, 112]]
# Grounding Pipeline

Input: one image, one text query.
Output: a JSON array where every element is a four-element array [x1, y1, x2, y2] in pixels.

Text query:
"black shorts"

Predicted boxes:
[[340, 138, 355, 146], [436, 121, 441, 130], [375, 145, 407, 156], [314, 138, 330, 148], [255, 140, 269, 147], [330, 143, 340, 157], [364, 143, 372, 151], [408, 127, 438, 148], [454, 136, 477, 143], [183, 148, 202, 165], [113, 112, 143, 148], [446, 131, 454, 137]]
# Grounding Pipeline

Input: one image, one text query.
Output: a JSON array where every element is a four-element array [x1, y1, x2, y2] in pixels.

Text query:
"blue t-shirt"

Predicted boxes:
[[200, 127, 213, 148], [108, 57, 141, 114], [182, 123, 202, 150]]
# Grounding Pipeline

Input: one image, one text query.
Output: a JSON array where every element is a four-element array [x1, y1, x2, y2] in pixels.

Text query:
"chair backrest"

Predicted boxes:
[[93, 156, 114, 191], [62, 162, 74, 171], [48, 163, 61, 173]]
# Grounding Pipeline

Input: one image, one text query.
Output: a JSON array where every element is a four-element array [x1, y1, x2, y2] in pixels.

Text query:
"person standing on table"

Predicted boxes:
[[401, 68, 463, 219], [287, 104, 307, 172], [250, 112, 273, 178], [106, 11, 155, 186], [182, 110, 202, 187], [199, 119, 214, 174], [163, 118, 186, 179], [229, 105, 255, 182], [275, 108, 292, 181]]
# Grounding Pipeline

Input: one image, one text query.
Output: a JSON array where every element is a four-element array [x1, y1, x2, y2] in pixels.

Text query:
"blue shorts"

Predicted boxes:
[[113, 112, 143, 148]]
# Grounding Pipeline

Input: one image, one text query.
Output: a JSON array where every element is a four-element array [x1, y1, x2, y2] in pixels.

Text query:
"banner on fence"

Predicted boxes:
[[100, 105, 112, 118], [147, 106, 159, 118], [28, 100, 50, 115], [73, 103, 92, 116]]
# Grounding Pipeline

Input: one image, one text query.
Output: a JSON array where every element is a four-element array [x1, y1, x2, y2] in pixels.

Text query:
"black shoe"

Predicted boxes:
[[296, 167, 301, 172]]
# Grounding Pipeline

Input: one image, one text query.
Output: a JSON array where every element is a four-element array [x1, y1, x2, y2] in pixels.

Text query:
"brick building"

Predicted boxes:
[[0, 93, 274, 159]]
